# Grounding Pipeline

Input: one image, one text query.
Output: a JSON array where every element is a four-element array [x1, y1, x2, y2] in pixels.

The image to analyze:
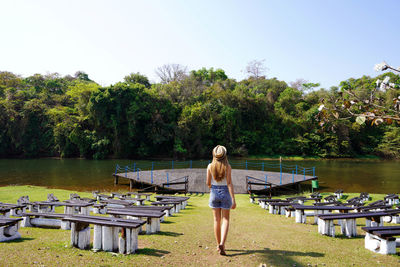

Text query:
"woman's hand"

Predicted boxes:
[[231, 200, 236, 209]]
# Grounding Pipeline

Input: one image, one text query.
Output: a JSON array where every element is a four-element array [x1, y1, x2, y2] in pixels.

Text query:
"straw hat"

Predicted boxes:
[[213, 145, 227, 161]]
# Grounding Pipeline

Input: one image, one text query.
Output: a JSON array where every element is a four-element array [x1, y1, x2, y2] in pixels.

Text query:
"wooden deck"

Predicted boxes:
[[114, 168, 317, 194]]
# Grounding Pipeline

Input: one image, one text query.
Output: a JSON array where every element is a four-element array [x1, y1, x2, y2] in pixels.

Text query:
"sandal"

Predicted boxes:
[[218, 244, 226, 256]]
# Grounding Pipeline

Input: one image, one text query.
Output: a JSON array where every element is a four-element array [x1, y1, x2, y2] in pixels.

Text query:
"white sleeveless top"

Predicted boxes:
[[207, 164, 227, 186]]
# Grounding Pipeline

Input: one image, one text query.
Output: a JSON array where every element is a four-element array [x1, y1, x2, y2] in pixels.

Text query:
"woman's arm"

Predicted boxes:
[[226, 165, 236, 209], [206, 166, 212, 188]]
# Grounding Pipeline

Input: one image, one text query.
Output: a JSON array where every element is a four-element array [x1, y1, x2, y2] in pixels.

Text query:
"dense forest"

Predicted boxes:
[[0, 68, 399, 159]]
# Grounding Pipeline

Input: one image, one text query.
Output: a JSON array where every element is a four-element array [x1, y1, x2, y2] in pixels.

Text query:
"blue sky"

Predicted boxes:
[[1, 0, 399, 88]]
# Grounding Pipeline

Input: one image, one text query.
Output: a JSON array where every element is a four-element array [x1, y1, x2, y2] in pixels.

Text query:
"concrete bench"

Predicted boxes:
[[323, 195, 337, 203], [117, 196, 146, 206], [292, 204, 354, 224], [360, 192, 370, 202], [385, 194, 399, 205], [92, 191, 114, 201], [258, 199, 289, 209], [154, 196, 189, 208], [107, 205, 174, 218], [265, 202, 294, 215], [317, 209, 400, 237], [314, 201, 343, 206], [126, 192, 152, 201], [107, 209, 165, 234], [29, 201, 92, 215], [151, 201, 182, 214], [100, 199, 135, 209], [0, 218, 23, 242], [334, 189, 344, 199], [62, 215, 145, 254], [249, 195, 270, 204], [0, 203, 26, 217], [21, 212, 70, 229], [69, 193, 96, 203], [362, 226, 400, 254]]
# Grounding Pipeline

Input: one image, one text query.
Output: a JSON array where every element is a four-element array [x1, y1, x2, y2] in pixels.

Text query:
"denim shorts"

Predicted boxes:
[[209, 185, 232, 209]]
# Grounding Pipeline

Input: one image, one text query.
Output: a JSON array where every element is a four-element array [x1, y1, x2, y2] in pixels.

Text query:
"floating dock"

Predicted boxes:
[[114, 168, 317, 194]]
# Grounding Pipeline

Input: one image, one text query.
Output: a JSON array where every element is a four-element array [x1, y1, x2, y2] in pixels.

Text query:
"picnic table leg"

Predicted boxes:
[[295, 210, 302, 223], [119, 228, 126, 254], [71, 222, 78, 247], [365, 233, 380, 252], [317, 218, 323, 234], [328, 220, 335, 237], [93, 225, 102, 250], [21, 216, 32, 227], [80, 207, 90, 215], [301, 211, 306, 224], [146, 218, 152, 235], [150, 218, 159, 233], [113, 227, 119, 252], [379, 238, 397, 254], [126, 228, 132, 254], [77, 224, 91, 250], [102, 226, 114, 252], [269, 205, 274, 214]]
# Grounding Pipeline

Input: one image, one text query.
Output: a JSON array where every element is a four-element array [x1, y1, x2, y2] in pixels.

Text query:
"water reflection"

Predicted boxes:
[[0, 158, 398, 193]]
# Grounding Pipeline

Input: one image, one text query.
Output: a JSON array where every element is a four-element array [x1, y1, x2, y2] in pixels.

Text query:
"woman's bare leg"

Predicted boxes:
[[220, 209, 230, 246], [212, 208, 222, 246]]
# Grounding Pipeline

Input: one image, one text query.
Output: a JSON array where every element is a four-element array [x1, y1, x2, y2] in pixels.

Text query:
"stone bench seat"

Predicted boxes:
[[107, 209, 165, 234], [258, 199, 289, 209], [264, 202, 294, 215], [62, 215, 145, 254], [0, 203, 26, 216], [151, 201, 182, 213], [126, 192, 152, 201], [317, 209, 400, 237], [99, 199, 135, 208], [154, 196, 189, 208], [292, 204, 354, 224], [0, 217, 23, 242], [249, 195, 270, 203], [108, 205, 174, 217], [362, 226, 400, 254], [117, 196, 147, 206], [21, 212, 71, 229], [28, 201, 92, 214]]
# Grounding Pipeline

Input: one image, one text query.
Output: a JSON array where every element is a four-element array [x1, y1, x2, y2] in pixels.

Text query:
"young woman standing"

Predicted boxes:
[[206, 145, 236, 255]]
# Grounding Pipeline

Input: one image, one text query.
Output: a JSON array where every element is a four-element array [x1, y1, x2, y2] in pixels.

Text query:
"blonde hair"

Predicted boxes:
[[210, 145, 229, 182]]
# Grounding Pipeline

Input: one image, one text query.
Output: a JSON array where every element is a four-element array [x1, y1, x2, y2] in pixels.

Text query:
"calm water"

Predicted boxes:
[[0, 159, 399, 194]]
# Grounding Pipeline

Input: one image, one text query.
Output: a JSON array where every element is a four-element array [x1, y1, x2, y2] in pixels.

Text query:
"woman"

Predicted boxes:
[[206, 145, 236, 256]]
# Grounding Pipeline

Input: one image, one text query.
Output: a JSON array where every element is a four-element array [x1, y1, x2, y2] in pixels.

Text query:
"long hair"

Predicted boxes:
[[210, 145, 229, 182]]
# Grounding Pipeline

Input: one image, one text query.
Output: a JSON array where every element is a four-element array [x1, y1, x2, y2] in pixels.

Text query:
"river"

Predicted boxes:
[[0, 158, 398, 194]]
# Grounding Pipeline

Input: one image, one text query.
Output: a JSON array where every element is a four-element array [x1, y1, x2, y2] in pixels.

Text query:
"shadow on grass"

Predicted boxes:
[[333, 234, 364, 239], [226, 247, 324, 266], [3, 237, 35, 243], [137, 248, 170, 257], [156, 231, 183, 237], [161, 220, 175, 224]]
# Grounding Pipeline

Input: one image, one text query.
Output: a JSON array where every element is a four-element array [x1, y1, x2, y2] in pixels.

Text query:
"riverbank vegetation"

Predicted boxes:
[[0, 68, 399, 159], [0, 186, 399, 266]]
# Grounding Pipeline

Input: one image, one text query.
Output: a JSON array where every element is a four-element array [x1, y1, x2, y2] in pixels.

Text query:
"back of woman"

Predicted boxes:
[[206, 145, 236, 256]]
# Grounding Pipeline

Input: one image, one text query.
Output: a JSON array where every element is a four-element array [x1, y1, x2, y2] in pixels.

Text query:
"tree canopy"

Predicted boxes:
[[0, 66, 398, 159]]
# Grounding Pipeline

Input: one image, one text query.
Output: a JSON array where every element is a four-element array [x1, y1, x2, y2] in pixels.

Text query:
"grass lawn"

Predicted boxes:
[[0, 186, 399, 266]]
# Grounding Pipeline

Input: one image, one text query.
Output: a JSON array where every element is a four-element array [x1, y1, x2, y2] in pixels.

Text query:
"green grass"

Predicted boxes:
[[1, 186, 400, 266]]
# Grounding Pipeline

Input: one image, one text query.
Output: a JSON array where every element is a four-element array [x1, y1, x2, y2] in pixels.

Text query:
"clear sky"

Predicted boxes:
[[1, 0, 399, 88]]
